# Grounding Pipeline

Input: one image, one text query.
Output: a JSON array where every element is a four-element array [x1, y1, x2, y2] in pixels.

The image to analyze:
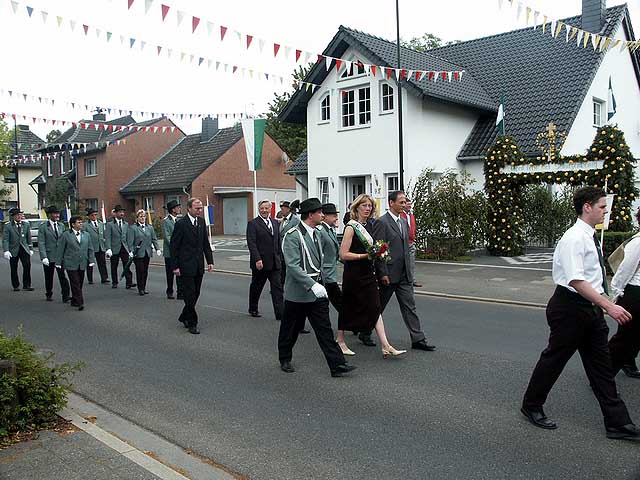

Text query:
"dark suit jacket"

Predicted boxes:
[[246, 216, 281, 271], [170, 215, 213, 276], [372, 212, 413, 284]]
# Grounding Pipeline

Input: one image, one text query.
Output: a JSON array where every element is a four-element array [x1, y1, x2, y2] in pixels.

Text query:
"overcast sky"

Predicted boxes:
[[1, 0, 638, 141]]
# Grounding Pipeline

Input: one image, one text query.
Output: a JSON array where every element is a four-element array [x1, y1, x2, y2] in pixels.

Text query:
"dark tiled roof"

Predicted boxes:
[[77, 117, 169, 155], [434, 4, 631, 158], [43, 115, 136, 149], [120, 126, 243, 194], [15, 125, 45, 157], [286, 149, 308, 174]]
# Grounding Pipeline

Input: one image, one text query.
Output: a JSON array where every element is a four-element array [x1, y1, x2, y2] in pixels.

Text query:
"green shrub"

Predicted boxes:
[[0, 330, 82, 437]]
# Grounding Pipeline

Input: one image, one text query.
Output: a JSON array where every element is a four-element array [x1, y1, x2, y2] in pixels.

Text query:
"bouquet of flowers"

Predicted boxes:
[[367, 239, 391, 263]]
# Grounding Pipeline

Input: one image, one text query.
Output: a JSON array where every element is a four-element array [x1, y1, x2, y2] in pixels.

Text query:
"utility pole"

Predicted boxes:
[[395, 0, 405, 191], [12, 117, 20, 208]]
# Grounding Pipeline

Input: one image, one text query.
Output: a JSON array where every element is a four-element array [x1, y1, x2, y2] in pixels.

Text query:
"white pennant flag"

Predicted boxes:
[[41, 11, 48, 23], [120, 34, 125, 45], [344, 60, 352, 74], [141, 40, 146, 51], [533, 11, 539, 29], [96, 28, 101, 39], [258, 39, 265, 53], [284, 46, 291, 60], [516, 2, 523, 20], [394, 68, 401, 79], [10, 1, 18, 14], [176, 10, 185, 26], [325, 56, 332, 71], [70, 20, 76, 31], [550, 20, 556, 37], [206, 21, 214, 37], [498, 0, 503, 9], [576, 29, 584, 46], [144, 0, 153, 14], [364, 63, 371, 75]]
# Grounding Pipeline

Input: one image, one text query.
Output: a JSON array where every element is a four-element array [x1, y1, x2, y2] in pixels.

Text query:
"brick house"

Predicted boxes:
[[120, 118, 296, 235]]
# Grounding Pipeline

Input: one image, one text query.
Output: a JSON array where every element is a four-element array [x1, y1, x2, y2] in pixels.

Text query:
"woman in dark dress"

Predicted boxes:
[[338, 194, 406, 358]]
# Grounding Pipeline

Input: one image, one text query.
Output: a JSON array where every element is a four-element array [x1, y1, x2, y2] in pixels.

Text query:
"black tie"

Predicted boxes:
[[53, 223, 58, 239], [593, 233, 609, 295], [267, 220, 273, 235], [16, 222, 21, 235], [117, 220, 122, 233]]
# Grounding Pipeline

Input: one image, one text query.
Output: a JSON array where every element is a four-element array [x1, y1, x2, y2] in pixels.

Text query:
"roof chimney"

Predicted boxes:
[[582, 0, 606, 33], [201, 116, 219, 142], [93, 112, 106, 121]]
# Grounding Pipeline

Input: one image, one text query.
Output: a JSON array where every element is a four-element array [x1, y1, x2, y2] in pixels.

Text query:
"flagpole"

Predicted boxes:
[[395, 0, 405, 191], [601, 177, 607, 248], [206, 195, 213, 247], [253, 170, 258, 216]]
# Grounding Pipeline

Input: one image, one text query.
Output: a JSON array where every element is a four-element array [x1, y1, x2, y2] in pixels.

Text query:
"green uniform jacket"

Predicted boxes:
[[162, 216, 177, 258], [2, 220, 31, 256], [127, 223, 159, 258], [38, 220, 66, 264], [282, 222, 325, 303], [82, 220, 106, 252], [279, 214, 300, 240], [104, 219, 130, 254], [317, 222, 339, 284], [57, 229, 95, 270]]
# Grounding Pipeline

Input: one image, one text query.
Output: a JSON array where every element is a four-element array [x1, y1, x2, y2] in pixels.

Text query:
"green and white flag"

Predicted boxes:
[[607, 76, 617, 121], [496, 95, 505, 135], [241, 118, 267, 171]]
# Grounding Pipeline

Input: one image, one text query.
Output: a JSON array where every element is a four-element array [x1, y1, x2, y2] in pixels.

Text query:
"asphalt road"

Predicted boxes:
[[1, 260, 639, 480]]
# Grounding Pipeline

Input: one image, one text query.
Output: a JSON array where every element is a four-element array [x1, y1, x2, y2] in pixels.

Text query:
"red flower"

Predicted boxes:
[[379, 243, 388, 255]]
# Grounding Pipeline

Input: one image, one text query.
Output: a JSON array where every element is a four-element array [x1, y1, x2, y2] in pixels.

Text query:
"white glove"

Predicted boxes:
[[3, 251, 11, 260], [156, 250, 162, 257], [89, 263, 95, 267], [29, 250, 34, 256], [105, 249, 112, 258], [42, 258, 50, 266], [311, 283, 328, 299], [129, 252, 134, 258]]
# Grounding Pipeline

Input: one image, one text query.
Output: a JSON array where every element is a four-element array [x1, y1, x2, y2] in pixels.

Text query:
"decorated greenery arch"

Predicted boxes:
[[485, 125, 638, 256]]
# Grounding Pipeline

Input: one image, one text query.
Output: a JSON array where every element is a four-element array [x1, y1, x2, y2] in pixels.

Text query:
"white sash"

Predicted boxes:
[[347, 220, 374, 249]]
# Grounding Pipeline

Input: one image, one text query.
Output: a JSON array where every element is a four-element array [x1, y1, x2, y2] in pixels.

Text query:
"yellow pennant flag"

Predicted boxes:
[[600, 37, 612, 52], [632, 41, 640, 53], [569, 27, 578, 41], [542, 15, 548, 34], [623, 41, 634, 51], [554, 21, 563, 38], [592, 35, 602, 51], [583, 32, 591, 48], [525, 6, 531, 24]]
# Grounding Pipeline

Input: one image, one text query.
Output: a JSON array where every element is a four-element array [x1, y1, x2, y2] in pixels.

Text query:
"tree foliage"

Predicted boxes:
[[0, 119, 15, 202], [400, 33, 460, 52], [45, 176, 72, 209], [46, 129, 61, 143], [265, 64, 312, 162]]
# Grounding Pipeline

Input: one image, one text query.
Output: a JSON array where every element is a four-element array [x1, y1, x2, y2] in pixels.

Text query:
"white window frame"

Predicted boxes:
[[47, 156, 53, 176], [318, 178, 329, 204], [593, 97, 605, 127], [339, 59, 367, 81], [340, 84, 371, 130], [380, 82, 395, 114], [85, 198, 98, 212], [165, 195, 180, 207], [59, 155, 65, 174], [143, 196, 154, 213], [70, 155, 76, 171], [84, 158, 97, 177], [385, 173, 399, 198], [319, 93, 331, 124]]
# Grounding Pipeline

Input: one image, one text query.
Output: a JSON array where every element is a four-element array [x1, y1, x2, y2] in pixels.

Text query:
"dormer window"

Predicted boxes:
[[340, 60, 366, 79]]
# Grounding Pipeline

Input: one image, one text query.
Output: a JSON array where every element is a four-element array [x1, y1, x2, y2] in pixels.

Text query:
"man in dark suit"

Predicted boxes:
[[2, 208, 34, 291], [56, 216, 95, 311], [171, 198, 214, 334], [368, 190, 435, 352], [246, 200, 284, 319], [83, 208, 109, 284], [38, 205, 70, 302], [104, 205, 135, 289]]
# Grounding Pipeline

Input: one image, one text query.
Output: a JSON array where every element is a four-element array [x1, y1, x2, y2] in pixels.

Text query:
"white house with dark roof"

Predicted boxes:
[[280, 1, 640, 215]]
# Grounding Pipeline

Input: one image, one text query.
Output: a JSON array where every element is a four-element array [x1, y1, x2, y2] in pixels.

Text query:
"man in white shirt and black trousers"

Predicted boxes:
[[521, 186, 640, 442]]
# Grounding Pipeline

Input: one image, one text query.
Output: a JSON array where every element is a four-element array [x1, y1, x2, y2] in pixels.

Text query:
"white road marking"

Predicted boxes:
[[489, 278, 507, 282]]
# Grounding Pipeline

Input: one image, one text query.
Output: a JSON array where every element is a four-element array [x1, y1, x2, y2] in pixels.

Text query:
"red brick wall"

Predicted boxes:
[[191, 134, 295, 234], [77, 118, 184, 218]]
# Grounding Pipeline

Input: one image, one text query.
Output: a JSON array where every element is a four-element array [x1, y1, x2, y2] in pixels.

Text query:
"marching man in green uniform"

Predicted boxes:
[[277, 198, 356, 377], [162, 200, 183, 299], [316, 203, 342, 313], [127, 209, 161, 296], [2, 207, 34, 291], [105, 205, 135, 289], [57, 216, 95, 311], [38, 205, 70, 302], [83, 208, 109, 284]]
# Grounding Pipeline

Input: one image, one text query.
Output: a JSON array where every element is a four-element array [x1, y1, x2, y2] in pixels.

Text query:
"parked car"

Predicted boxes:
[[27, 219, 46, 247]]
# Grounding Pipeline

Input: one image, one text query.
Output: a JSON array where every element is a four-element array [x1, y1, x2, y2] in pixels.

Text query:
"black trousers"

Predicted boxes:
[[178, 274, 204, 328], [43, 263, 70, 300], [87, 251, 108, 283], [164, 258, 183, 297], [278, 298, 346, 370], [609, 284, 640, 371], [110, 246, 133, 287], [9, 248, 31, 289], [134, 255, 150, 292], [280, 258, 287, 286], [326, 282, 343, 313], [249, 268, 284, 319], [523, 286, 632, 429], [66, 269, 85, 306]]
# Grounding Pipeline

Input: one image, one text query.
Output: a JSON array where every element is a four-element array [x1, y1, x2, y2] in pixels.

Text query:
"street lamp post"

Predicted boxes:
[[395, 0, 405, 191]]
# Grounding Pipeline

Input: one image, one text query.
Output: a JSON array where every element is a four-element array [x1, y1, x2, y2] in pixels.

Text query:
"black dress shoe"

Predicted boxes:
[[13, 288, 20, 292], [520, 407, 557, 430], [126, 283, 137, 289], [78, 305, 84, 311], [22, 287, 34, 291], [249, 310, 262, 317], [144, 291, 149, 295], [138, 291, 145, 296], [88, 281, 94, 285], [412, 340, 436, 351], [300, 329, 310, 334], [63, 298, 70, 304], [358, 333, 376, 346], [101, 280, 110, 284], [46, 296, 53, 302], [112, 284, 118, 289], [331, 364, 358, 377], [280, 361, 295, 373], [413, 282, 423, 288], [606, 423, 640, 442], [621, 365, 640, 379], [188, 326, 200, 334], [167, 294, 175, 299]]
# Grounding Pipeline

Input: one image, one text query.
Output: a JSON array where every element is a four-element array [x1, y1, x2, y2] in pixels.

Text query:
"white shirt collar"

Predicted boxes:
[[187, 213, 197, 224], [261, 216, 271, 224], [301, 221, 316, 238], [388, 211, 401, 222], [575, 218, 595, 236], [49, 220, 57, 227]]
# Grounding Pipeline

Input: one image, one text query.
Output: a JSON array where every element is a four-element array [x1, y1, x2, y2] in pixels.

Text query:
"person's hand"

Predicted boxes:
[[42, 258, 50, 267], [3, 251, 11, 260], [173, 268, 181, 276], [207, 264, 214, 273], [129, 251, 134, 258], [381, 276, 390, 286], [89, 263, 95, 267], [255, 260, 263, 270], [55, 264, 62, 270], [156, 250, 162, 257], [29, 250, 34, 256], [311, 283, 328, 298], [105, 249, 112, 258], [606, 303, 632, 325]]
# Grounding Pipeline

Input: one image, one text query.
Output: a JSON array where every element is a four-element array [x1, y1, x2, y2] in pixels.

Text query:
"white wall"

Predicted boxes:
[[1, 167, 40, 215]]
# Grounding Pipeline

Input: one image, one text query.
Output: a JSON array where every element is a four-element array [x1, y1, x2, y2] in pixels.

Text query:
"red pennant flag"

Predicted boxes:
[[220, 26, 227, 41], [295, 49, 302, 62], [428, 71, 435, 81], [128, 0, 135, 9], [441, 71, 447, 80], [335, 59, 343, 71], [192, 16, 200, 33], [317, 54, 324, 63], [273, 43, 280, 57], [453, 71, 460, 81], [386, 68, 393, 79], [415, 71, 421, 81], [232, 66, 238, 74], [246, 35, 253, 49], [371, 65, 377, 76], [157, 45, 162, 55], [400, 69, 407, 80], [83, 24, 89, 35], [161, 4, 169, 21]]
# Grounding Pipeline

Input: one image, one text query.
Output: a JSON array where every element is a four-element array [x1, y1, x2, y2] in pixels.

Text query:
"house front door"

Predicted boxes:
[[345, 176, 365, 209]]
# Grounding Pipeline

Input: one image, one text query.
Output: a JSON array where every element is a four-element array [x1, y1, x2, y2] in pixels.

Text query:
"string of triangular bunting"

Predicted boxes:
[[498, 0, 640, 53], [1, 140, 127, 150], [0, 112, 178, 133], [1, 144, 127, 166]]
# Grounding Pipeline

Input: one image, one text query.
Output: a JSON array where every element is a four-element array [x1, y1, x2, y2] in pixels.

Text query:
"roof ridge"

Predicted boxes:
[[120, 136, 187, 191]]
